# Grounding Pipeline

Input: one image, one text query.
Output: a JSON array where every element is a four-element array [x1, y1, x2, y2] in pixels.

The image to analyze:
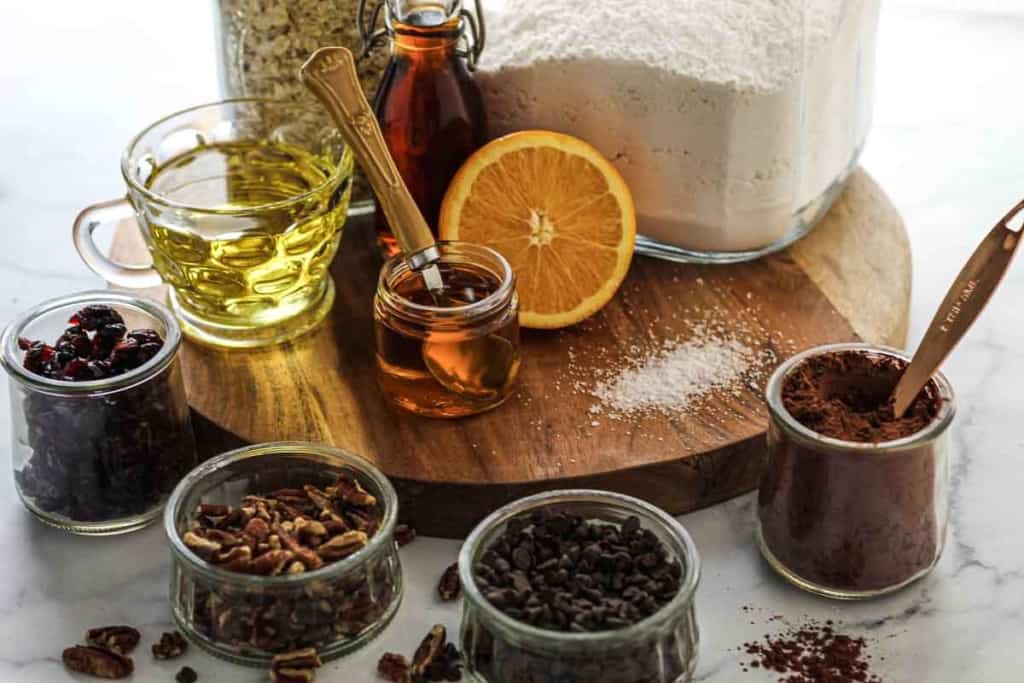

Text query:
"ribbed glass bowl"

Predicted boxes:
[[164, 442, 403, 666], [459, 489, 701, 683]]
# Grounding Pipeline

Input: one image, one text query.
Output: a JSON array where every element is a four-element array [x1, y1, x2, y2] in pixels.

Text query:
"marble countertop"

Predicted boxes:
[[2, 2, 1023, 681]]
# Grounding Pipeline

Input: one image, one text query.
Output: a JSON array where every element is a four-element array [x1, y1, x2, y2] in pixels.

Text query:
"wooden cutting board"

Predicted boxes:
[[111, 169, 910, 537]]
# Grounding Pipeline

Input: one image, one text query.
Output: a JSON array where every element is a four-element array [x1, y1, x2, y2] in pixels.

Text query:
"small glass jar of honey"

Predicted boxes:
[[373, 241, 520, 418]]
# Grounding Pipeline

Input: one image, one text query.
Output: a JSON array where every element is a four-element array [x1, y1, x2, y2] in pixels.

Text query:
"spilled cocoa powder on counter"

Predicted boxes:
[[738, 612, 884, 683], [781, 350, 939, 442]]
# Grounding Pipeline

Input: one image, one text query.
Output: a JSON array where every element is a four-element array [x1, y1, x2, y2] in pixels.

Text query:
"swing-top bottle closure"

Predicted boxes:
[[358, 0, 486, 70]]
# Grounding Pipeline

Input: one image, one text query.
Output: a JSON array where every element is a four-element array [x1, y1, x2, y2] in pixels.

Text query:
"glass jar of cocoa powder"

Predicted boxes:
[[459, 490, 701, 683], [757, 343, 955, 600]]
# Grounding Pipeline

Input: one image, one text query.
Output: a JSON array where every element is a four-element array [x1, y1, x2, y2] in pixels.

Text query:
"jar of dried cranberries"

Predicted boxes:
[[0, 290, 197, 535]]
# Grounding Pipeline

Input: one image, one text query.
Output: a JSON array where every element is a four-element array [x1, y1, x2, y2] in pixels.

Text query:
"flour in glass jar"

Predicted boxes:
[[478, 0, 880, 253]]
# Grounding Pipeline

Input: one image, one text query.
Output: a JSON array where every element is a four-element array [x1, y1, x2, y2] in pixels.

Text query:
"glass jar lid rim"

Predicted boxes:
[[378, 241, 516, 318], [766, 342, 956, 451], [164, 442, 399, 586], [457, 488, 701, 644], [0, 289, 182, 393]]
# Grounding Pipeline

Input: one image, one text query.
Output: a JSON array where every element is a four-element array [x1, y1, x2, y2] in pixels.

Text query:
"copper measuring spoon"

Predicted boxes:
[[301, 47, 516, 399], [890, 198, 1024, 417]]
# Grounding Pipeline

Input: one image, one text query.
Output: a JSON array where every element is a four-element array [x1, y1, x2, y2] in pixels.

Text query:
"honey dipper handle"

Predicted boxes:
[[301, 47, 438, 263], [891, 198, 1024, 417]]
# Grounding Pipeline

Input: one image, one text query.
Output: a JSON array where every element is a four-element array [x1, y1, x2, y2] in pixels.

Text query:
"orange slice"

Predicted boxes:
[[439, 131, 636, 329]]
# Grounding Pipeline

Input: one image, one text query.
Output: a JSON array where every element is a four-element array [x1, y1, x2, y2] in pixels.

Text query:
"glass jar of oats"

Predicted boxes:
[[213, 0, 387, 213]]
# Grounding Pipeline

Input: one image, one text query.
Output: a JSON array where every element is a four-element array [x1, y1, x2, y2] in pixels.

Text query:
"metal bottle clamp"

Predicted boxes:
[[357, 0, 486, 70]]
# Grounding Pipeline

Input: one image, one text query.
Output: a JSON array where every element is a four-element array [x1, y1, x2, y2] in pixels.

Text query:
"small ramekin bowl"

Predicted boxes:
[[459, 489, 701, 683], [164, 442, 403, 666]]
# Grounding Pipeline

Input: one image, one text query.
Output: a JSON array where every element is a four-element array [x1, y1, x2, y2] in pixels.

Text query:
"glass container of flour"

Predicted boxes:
[[477, 0, 880, 263]]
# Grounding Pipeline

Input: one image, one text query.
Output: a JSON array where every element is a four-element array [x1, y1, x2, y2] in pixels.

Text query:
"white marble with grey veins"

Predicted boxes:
[[1, 1, 1022, 681]]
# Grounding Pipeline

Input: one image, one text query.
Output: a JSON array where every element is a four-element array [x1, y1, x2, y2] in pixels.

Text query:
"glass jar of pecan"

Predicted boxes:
[[459, 490, 701, 683], [0, 291, 196, 535], [165, 442, 402, 666]]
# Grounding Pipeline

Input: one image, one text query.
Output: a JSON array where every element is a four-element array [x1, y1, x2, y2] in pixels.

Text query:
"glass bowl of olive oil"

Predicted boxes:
[[74, 99, 354, 348]]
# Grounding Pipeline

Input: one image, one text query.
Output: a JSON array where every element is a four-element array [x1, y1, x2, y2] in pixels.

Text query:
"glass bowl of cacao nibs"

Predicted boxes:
[[164, 442, 403, 667], [0, 290, 197, 535], [458, 490, 701, 683]]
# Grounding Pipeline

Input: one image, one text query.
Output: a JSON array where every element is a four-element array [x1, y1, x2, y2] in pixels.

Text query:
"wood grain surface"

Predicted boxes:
[[110, 168, 911, 537]]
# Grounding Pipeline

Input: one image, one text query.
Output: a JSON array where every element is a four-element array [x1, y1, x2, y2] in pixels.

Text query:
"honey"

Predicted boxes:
[[372, 1, 485, 256], [374, 243, 519, 418]]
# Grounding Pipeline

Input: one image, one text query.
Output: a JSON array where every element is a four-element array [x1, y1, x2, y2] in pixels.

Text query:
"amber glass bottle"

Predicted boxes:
[[369, 0, 486, 256]]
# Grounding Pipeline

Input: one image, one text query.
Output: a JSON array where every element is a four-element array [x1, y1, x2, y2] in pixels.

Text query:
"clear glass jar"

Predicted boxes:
[[165, 442, 402, 666], [374, 241, 520, 418], [757, 343, 956, 600], [478, 0, 880, 263], [0, 290, 196, 535], [212, 0, 387, 213], [459, 490, 701, 683]]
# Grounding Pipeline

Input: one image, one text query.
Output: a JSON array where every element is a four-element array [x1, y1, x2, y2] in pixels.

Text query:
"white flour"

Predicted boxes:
[[590, 335, 756, 419], [478, 0, 880, 254]]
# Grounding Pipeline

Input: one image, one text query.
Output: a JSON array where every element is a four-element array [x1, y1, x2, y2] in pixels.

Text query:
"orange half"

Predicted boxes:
[[439, 131, 636, 329]]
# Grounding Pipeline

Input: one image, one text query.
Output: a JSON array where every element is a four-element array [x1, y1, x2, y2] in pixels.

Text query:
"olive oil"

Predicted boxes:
[[144, 139, 351, 333]]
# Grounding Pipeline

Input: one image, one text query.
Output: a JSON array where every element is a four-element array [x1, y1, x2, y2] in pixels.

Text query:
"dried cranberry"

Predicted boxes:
[[70, 305, 124, 331], [21, 341, 57, 375], [56, 326, 92, 358]]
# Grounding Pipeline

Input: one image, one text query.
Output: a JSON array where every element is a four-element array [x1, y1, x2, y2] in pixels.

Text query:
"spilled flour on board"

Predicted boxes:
[[570, 321, 779, 421]]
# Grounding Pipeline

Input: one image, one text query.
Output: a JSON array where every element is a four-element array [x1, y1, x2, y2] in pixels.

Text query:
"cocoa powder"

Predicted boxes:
[[759, 349, 952, 594], [780, 350, 938, 443], [741, 618, 883, 683]]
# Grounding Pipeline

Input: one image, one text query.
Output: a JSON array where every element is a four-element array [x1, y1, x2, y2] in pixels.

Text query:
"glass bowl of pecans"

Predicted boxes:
[[164, 442, 403, 666], [458, 489, 701, 683]]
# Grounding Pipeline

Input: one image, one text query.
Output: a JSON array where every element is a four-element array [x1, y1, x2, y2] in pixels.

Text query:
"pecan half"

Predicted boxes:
[[378, 652, 412, 683], [84, 625, 140, 655], [316, 531, 368, 561], [303, 485, 335, 514], [274, 523, 324, 570], [63, 645, 134, 679], [395, 524, 417, 547], [272, 647, 322, 669], [183, 531, 222, 560], [411, 625, 446, 678], [333, 473, 377, 507], [251, 549, 295, 576], [270, 647, 321, 683], [152, 631, 188, 659], [438, 563, 461, 601]]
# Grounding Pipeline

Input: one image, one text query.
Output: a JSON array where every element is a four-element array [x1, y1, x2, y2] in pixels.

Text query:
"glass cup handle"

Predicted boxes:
[[73, 198, 163, 288]]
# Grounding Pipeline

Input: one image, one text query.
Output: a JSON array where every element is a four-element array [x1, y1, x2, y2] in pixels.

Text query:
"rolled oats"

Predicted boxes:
[[214, 0, 389, 203]]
